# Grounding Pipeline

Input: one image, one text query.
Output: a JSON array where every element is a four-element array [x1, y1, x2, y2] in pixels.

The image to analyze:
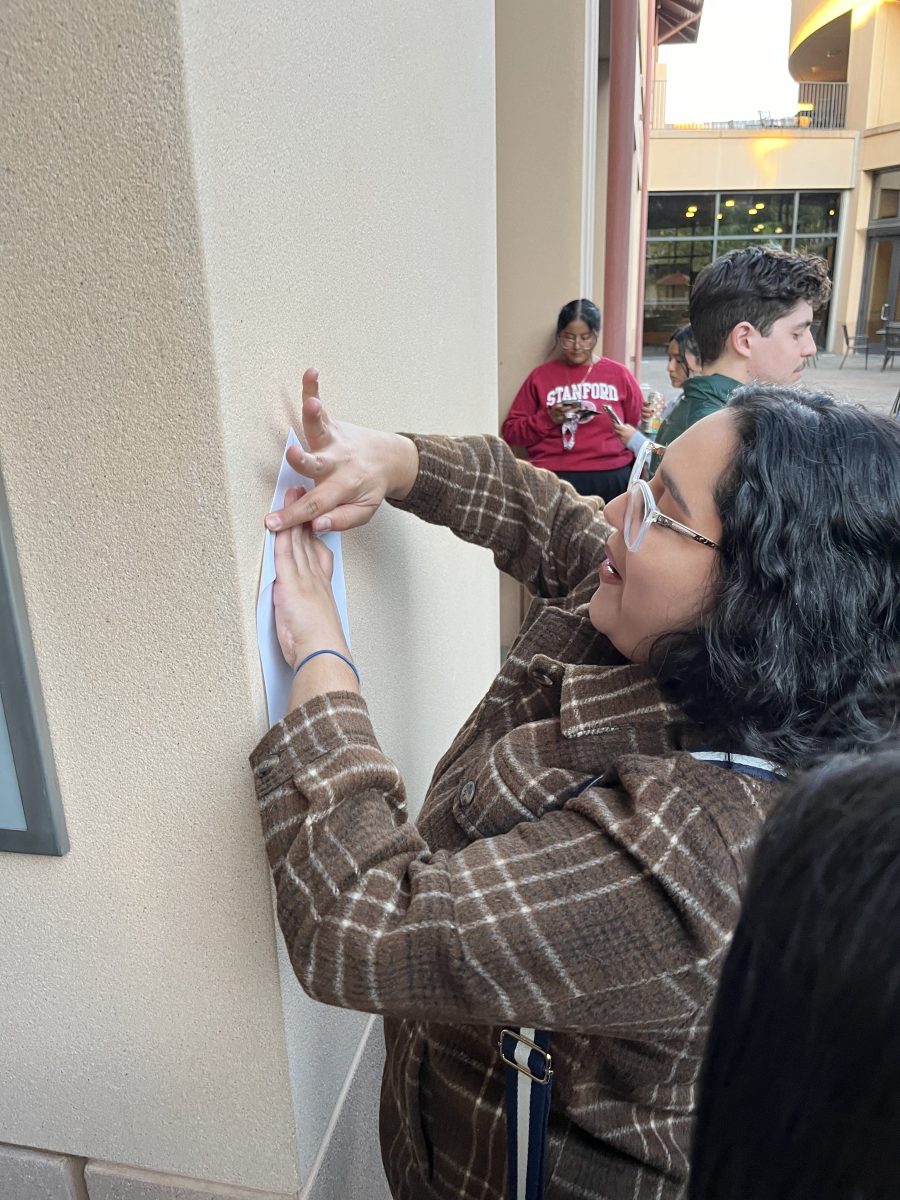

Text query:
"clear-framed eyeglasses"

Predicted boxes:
[[558, 332, 597, 347], [624, 439, 719, 553]]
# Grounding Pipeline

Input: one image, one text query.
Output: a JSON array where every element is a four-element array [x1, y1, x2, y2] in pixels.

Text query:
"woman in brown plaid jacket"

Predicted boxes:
[[253, 373, 900, 1200]]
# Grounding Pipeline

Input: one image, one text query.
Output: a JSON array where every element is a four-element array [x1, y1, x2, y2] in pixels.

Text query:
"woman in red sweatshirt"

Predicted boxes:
[[501, 298, 643, 501]]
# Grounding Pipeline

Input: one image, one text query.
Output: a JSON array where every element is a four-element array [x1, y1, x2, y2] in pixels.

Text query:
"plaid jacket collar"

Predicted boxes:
[[527, 656, 698, 759]]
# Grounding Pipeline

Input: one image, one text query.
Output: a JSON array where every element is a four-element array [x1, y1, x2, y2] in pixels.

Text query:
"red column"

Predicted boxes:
[[633, 0, 657, 377], [603, 0, 640, 366]]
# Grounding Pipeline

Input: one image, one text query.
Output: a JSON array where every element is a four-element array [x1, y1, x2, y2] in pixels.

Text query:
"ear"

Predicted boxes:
[[729, 321, 755, 360]]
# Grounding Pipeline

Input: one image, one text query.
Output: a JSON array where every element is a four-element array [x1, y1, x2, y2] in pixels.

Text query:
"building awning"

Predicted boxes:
[[657, 0, 704, 45]]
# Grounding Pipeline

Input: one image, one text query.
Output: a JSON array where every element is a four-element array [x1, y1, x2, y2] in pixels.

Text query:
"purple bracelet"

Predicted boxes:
[[293, 649, 360, 685]]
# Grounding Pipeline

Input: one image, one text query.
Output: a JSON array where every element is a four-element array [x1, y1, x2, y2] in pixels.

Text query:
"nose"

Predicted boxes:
[[801, 329, 817, 359], [604, 490, 627, 527]]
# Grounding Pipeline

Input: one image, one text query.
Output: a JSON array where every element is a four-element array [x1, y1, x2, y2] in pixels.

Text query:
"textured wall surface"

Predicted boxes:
[[649, 129, 857, 192], [0, 0, 301, 1190], [495, 0, 586, 417], [177, 0, 499, 1184], [1, 0, 498, 1192]]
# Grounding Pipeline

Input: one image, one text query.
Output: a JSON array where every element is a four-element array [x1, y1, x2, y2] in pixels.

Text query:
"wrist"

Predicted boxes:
[[289, 636, 351, 672], [293, 648, 359, 681], [385, 433, 420, 502], [289, 647, 360, 708]]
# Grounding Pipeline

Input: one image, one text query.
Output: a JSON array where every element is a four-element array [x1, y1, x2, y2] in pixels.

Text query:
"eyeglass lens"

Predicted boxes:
[[624, 484, 648, 551]]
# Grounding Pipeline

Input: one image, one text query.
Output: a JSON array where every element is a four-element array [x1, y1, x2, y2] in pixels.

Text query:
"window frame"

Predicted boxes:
[[0, 470, 68, 856], [644, 189, 842, 348]]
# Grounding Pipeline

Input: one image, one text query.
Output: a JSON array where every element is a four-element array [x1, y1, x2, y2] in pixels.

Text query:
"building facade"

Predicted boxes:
[[2, 2, 674, 1198], [1, 2, 499, 1198], [647, 0, 900, 357]]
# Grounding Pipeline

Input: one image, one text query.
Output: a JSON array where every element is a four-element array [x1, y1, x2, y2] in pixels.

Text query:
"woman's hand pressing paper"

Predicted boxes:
[[264, 368, 420, 535]]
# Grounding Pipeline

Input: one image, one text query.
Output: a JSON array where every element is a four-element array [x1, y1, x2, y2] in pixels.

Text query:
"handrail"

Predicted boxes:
[[651, 80, 847, 131]]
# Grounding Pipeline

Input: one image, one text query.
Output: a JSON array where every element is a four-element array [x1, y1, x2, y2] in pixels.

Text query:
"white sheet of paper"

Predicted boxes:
[[256, 430, 350, 726]]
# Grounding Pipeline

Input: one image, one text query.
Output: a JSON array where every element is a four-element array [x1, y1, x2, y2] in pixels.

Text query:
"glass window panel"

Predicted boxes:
[[647, 193, 715, 238], [861, 238, 896, 339], [870, 170, 900, 222], [716, 192, 795, 238], [0, 470, 68, 855], [793, 236, 836, 273], [793, 237, 837, 345], [797, 192, 840, 234], [643, 239, 713, 347], [716, 237, 790, 252], [0, 689, 27, 831]]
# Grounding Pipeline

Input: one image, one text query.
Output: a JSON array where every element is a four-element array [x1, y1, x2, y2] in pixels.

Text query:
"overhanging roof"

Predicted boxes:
[[657, 0, 705, 45]]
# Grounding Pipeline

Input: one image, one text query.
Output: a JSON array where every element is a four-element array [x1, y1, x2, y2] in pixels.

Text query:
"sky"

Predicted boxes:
[[658, 0, 800, 125]]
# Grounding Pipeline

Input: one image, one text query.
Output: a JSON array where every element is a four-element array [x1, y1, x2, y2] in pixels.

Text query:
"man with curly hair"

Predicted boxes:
[[654, 245, 832, 446]]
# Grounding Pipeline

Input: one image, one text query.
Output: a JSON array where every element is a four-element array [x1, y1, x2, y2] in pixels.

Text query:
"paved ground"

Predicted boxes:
[[640, 352, 900, 418]]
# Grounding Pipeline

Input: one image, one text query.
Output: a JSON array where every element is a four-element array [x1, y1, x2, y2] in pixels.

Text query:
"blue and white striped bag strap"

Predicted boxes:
[[499, 1027, 553, 1200], [500, 749, 784, 1200], [688, 749, 785, 782]]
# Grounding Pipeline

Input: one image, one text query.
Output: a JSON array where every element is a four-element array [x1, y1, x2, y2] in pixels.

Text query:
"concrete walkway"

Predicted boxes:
[[640, 352, 900, 418]]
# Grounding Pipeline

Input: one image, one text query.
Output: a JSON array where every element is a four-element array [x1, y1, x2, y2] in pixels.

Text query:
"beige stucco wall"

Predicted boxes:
[[868, 3, 900, 127], [829, 126, 900, 355], [495, 0, 590, 651], [844, 0, 900, 131], [495, 0, 588, 416], [649, 129, 858, 192], [790, 0, 853, 54], [829, 168, 871, 349], [860, 125, 900, 171], [1, 0, 498, 1195]]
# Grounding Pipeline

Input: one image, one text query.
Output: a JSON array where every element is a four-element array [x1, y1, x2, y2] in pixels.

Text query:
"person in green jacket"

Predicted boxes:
[[658, 245, 831, 444], [617, 246, 832, 455]]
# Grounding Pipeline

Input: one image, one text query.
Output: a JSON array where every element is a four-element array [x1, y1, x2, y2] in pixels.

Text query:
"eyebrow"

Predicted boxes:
[[659, 467, 692, 519]]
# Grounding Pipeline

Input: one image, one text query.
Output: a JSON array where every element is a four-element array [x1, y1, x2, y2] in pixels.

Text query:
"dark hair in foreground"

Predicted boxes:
[[649, 386, 900, 766], [556, 298, 601, 336], [669, 324, 700, 376], [689, 246, 831, 364], [689, 736, 900, 1200]]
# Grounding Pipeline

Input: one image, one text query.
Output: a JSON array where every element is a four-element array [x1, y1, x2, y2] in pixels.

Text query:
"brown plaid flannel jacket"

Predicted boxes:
[[251, 435, 779, 1200]]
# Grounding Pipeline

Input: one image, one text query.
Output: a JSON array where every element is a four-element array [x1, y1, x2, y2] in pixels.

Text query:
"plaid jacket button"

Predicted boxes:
[[532, 669, 554, 687], [460, 781, 476, 804], [255, 754, 279, 778]]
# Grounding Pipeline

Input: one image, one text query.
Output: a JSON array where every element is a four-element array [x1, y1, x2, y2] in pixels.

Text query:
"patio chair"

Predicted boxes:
[[891, 386, 900, 420], [882, 329, 900, 371], [840, 324, 870, 369]]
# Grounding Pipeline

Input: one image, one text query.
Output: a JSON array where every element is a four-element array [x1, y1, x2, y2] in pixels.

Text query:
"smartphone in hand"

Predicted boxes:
[[601, 404, 623, 427]]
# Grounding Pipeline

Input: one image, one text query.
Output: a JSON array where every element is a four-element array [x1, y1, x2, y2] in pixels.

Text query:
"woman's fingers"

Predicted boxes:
[[267, 482, 341, 531], [301, 368, 331, 448], [285, 442, 328, 478], [273, 524, 295, 579], [310, 503, 373, 534], [308, 526, 335, 577]]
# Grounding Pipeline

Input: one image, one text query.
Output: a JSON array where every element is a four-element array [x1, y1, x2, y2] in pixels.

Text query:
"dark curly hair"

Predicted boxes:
[[649, 386, 900, 767], [690, 246, 831, 364], [690, 735, 900, 1200]]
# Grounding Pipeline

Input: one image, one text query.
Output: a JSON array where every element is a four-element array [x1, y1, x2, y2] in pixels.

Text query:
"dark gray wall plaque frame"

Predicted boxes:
[[0, 468, 68, 855]]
